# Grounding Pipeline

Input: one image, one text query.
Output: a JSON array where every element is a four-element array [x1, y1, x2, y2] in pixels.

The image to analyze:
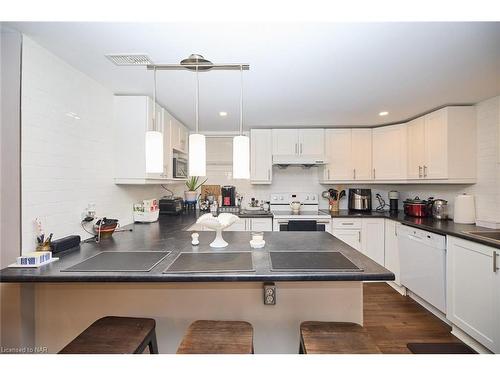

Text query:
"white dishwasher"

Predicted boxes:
[[398, 225, 447, 313]]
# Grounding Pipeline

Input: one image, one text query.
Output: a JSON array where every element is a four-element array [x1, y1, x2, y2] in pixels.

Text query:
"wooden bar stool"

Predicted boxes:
[[299, 321, 381, 354], [177, 320, 254, 354], [59, 316, 158, 354]]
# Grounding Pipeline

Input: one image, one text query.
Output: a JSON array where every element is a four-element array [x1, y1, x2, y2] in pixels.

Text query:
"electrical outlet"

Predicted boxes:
[[263, 282, 276, 305]]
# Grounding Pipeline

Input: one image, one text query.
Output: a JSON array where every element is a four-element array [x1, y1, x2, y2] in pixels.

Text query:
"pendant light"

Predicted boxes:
[[145, 67, 164, 174], [232, 65, 250, 179], [188, 65, 207, 176]]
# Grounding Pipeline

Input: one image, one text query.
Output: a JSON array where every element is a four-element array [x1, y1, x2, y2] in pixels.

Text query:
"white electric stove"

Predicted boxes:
[[270, 193, 331, 231]]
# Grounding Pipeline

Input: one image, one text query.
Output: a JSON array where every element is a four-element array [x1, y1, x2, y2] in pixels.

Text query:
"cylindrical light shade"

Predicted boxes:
[[232, 135, 250, 179], [188, 133, 206, 176], [145, 131, 164, 174]]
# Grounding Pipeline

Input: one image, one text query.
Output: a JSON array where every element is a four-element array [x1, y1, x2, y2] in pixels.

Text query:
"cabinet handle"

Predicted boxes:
[[373, 168, 376, 179], [342, 222, 354, 225], [300, 143, 303, 155], [423, 165, 427, 178], [328, 169, 330, 180], [418, 166, 423, 178], [295, 143, 298, 154], [358, 231, 361, 243], [267, 169, 270, 180], [353, 169, 356, 180], [394, 224, 397, 237], [494, 251, 499, 273]]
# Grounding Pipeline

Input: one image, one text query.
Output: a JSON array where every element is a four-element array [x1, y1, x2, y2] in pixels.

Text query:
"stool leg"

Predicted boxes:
[[148, 331, 159, 354]]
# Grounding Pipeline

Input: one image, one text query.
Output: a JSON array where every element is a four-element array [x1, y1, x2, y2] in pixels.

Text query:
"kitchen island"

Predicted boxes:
[[0, 212, 393, 353]]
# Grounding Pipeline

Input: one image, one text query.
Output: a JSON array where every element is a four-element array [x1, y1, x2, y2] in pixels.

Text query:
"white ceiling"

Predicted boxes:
[[6, 22, 500, 130]]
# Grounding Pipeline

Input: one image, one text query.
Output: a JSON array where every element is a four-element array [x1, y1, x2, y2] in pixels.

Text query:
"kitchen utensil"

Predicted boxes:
[[403, 196, 432, 217], [289, 201, 302, 212], [348, 189, 372, 212], [321, 191, 330, 199], [454, 194, 476, 224], [329, 199, 340, 213], [431, 199, 449, 220]]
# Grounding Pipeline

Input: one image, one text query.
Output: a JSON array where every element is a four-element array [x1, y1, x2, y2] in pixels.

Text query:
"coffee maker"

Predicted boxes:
[[221, 185, 236, 206], [348, 189, 372, 212], [388, 190, 399, 212]]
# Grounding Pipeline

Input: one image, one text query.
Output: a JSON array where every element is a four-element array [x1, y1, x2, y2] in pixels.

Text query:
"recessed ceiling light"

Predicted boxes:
[[379, 111, 389, 116], [219, 111, 228, 117]]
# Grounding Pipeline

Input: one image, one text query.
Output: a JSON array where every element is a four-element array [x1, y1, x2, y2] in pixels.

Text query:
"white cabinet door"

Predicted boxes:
[[250, 129, 272, 184], [272, 129, 299, 156], [361, 219, 385, 265], [248, 218, 273, 232], [332, 229, 362, 251], [225, 219, 247, 231], [424, 109, 448, 179], [372, 124, 407, 180], [407, 117, 425, 180], [162, 110, 173, 179], [324, 129, 353, 180], [447, 236, 498, 352], [351, 129, 372, 180], [298, 129, 324, 159], [384, 220, 401, 285]]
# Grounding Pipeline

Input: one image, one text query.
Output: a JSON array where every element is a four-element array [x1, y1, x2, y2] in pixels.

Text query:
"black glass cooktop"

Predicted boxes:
[[269, 251, 362, 272], [62, 251, 170, 272], [164, 252, 254, 273]]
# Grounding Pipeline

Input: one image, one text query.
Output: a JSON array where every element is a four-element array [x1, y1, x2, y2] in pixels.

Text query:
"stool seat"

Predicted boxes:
[[300, 321, 381, 354], [59, 316, 158, 354], [177, 320, 254, 354]]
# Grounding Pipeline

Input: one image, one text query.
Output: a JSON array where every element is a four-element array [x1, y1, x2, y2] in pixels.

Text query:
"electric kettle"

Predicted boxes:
[[431, 199, 448, 220]]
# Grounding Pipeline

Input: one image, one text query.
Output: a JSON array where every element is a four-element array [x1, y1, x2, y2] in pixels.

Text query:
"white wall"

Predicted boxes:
[[172, 97, 500, 225], [21, 37, 167, 253]]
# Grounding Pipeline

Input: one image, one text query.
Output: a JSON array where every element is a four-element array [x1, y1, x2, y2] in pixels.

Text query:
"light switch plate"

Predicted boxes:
[[263, 282, 276, 305]]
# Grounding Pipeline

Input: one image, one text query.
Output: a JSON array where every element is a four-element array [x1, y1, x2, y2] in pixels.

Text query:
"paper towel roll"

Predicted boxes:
[[453, 194, 476, 224]]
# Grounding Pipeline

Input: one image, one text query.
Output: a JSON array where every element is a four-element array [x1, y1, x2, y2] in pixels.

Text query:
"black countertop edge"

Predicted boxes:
[[325, 209, 500, 249], [0, 273, 394, 283]]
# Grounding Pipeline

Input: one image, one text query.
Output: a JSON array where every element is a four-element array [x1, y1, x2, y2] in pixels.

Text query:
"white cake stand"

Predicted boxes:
[[196, 213, 239, 248]]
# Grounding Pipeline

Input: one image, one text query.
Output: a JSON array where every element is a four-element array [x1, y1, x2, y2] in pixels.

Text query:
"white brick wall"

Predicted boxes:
[[21, 37, 164, 253]]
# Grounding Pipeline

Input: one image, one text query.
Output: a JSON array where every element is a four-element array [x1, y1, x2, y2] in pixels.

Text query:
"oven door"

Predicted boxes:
[[275, 219, 328, 231]]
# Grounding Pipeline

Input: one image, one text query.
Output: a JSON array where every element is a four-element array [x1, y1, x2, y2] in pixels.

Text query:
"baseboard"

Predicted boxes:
[[451, 325, 493, 354], [406, 290, 449, 324], [386, 281, 406, 296]]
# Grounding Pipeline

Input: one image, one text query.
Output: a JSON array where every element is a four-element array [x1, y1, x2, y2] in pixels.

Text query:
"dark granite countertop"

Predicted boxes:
[[0, 211, 393, 283], [323, 209, 500, 249]]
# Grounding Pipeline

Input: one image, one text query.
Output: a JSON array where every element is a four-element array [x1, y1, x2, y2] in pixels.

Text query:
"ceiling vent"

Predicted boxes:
[[105, 54, 153, 66]]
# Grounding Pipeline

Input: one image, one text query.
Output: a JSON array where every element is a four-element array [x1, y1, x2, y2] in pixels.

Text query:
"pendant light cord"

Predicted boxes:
[[239, 65, 243, 135], [153, 66, 157, 131], [195, 65, 199, 133]]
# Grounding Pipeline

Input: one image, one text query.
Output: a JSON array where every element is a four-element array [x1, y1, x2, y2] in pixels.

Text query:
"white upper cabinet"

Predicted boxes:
[[447, 236, 500, 353], [407, 107, 476, 182], [272, 129, 325, 163], [171, 117, 188, 154], [250, 129, 273, 184], [322, 129, 371, 181], [351, 129, 373, 180], [323, 129, 353, 181], [272, 129, 299, 156], [372, 123, 407, 180], [299, 129, 325, 159]]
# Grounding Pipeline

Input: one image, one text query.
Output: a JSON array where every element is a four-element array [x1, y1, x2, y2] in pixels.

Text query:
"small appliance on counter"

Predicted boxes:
[[221, 185, 236, 206], [134, 198, 160, 222], [431, 199, 449, 220], [159, 196, 183, 215], [454, 193, 476, 224], [389, 191, 399, 212], [348, 189, 372, 212], [403, 196, 433, 217]]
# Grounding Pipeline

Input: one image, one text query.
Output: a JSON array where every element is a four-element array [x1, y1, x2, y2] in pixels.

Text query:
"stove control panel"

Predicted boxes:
[[270, 193, 319, 204]]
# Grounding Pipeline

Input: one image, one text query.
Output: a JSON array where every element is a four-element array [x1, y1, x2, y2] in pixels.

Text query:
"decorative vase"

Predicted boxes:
[[184, 191, 197, 203]]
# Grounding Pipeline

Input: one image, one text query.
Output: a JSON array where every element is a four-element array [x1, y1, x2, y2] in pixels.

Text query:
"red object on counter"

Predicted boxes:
[[403, 196, 433, 217]]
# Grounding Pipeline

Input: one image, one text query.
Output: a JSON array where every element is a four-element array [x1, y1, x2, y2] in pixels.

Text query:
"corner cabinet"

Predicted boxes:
[[407, 107, 476, 182], [250, 129, 272, 184], [447, 236, 500, 353]]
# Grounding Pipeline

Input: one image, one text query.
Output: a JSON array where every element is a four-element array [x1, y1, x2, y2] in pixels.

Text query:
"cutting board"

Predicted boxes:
[[201, 184, 221, 199]]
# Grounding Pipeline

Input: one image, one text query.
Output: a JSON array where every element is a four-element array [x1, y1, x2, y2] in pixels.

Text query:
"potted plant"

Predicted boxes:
[[184, 176, 207, 203]]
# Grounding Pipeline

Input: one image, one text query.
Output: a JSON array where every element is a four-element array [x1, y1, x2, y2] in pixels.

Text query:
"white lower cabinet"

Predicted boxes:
[[224, 219, 248, 232], [331, 218, 384, 265], [384, 219, 401, 285], [206, 217, 273, 232], [447, 236, 500, 353], [361, 219, 385, 265]]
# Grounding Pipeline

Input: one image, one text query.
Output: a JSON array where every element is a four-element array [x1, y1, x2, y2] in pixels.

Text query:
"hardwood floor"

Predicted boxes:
[[363, 282, 462, 354]]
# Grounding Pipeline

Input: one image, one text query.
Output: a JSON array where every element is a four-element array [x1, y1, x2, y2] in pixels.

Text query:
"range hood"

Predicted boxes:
[[272, 154, 326, 167]]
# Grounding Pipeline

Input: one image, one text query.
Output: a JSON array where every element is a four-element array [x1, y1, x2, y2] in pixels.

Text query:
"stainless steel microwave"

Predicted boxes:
[[173, 157, 188, 178]]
